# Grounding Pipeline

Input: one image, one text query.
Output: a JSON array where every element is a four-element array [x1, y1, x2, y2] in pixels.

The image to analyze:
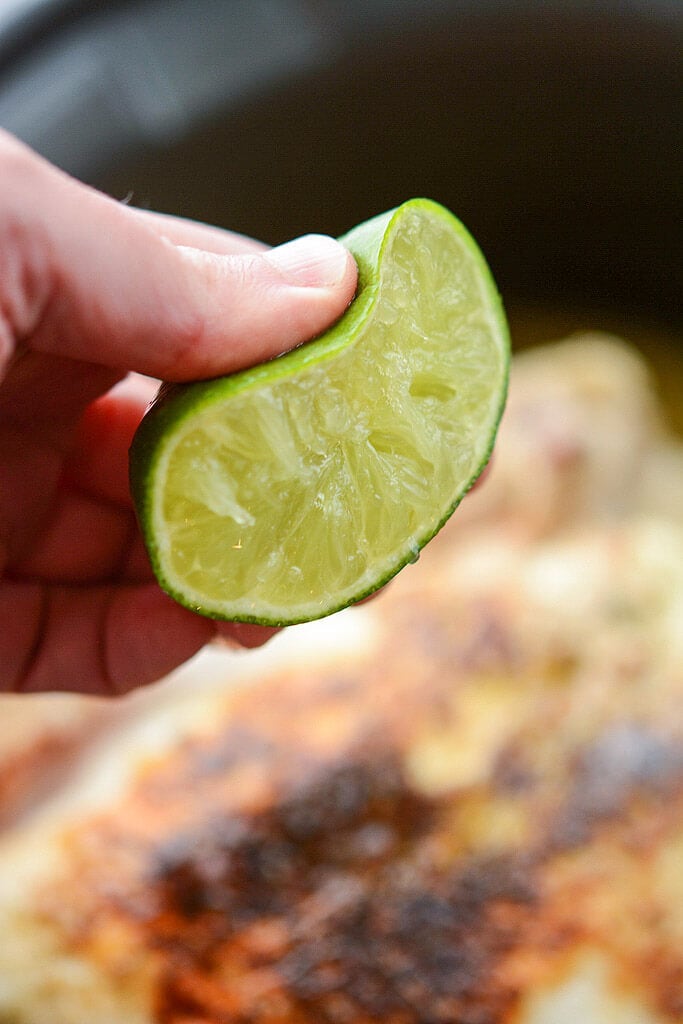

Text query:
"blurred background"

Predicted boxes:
[[0, 6, 682, 1021], [0, 0, 680, 425]]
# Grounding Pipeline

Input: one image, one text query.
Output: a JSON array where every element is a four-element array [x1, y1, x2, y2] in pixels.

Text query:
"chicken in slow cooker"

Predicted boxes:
[[0, 334, 681, 1024]]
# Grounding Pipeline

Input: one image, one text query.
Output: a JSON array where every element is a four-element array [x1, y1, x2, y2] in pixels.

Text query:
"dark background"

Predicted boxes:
[[0, 1, 680, 416]]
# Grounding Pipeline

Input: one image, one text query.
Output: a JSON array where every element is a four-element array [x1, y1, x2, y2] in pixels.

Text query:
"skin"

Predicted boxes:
[[0, 131, 357, 696]]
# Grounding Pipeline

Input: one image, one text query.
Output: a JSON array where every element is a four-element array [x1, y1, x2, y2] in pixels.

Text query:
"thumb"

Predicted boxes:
[[167, 234, 357, 379], [0, 131, 357, 381]]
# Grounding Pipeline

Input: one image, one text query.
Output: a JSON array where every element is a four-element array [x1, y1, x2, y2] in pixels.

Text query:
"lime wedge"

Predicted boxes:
[[130, 199, 509, 625]]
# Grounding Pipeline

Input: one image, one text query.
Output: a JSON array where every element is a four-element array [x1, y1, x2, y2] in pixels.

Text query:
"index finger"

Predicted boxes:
[[131, 209, 268, 256], [64, 374, 157, 507]]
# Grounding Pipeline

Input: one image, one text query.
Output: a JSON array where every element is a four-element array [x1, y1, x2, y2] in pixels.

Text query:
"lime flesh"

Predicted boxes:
[[130, 199, 509, 624]]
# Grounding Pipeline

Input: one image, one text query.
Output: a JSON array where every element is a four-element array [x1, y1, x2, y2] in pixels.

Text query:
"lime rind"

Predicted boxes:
[[130, 199, 509, 626]]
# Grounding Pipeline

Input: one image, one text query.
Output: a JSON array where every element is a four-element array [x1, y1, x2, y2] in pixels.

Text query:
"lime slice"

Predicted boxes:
[[130, 199, 509, 625]]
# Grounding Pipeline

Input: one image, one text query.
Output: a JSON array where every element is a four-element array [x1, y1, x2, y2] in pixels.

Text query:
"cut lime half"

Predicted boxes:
[[130, 199, 509, 625]]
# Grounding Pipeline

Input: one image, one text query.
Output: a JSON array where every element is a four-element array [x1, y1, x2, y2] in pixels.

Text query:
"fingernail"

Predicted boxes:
[[265, 234, 350, 288]]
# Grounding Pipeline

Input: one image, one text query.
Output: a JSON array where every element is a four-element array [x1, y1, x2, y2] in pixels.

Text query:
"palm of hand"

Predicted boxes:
[[0, 351, 271, 694], [0, 130, 357, 695]]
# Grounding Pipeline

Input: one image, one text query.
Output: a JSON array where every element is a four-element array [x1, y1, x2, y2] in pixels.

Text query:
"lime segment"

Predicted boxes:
[[130, 199, 509, 624]]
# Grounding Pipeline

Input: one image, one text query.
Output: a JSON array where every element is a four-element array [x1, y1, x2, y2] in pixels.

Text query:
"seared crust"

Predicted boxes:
[[0, 335, 682, 1024]]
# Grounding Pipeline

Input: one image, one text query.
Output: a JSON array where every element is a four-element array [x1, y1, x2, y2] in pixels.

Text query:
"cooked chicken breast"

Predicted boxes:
[[0, 335, 681, 1024]]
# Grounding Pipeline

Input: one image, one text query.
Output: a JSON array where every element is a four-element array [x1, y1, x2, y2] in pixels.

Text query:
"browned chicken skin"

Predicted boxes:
[[0, 335, 681, 1023]]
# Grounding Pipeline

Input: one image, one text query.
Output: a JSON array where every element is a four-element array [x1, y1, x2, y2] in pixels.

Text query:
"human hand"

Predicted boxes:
[[0, 131, 357, 696]]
